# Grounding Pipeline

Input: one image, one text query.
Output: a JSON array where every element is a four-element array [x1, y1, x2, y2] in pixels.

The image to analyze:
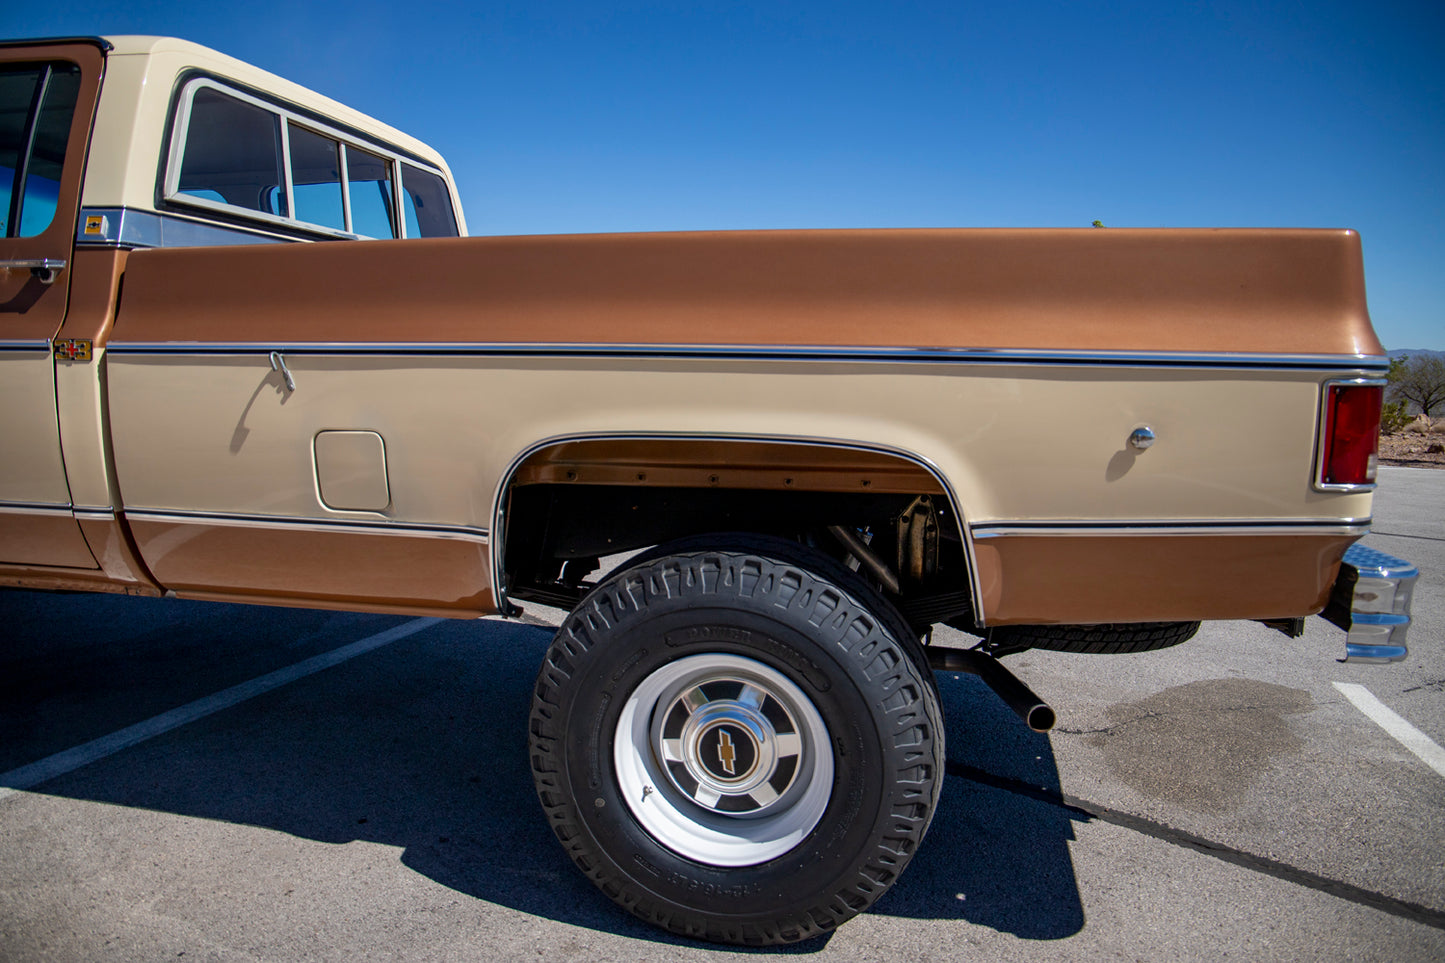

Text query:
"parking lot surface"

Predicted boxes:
[[2, 468, 1442, 961]]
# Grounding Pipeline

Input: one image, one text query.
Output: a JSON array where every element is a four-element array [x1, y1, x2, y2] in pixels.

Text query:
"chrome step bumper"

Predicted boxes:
[[1322, 544, 1419, 663]]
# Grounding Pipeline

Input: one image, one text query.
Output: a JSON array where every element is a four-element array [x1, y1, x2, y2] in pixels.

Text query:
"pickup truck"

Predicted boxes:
[[0, 35, 1420, 945]]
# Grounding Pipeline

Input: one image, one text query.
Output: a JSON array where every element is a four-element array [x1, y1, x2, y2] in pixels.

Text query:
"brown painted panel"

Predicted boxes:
[[114, 228, 1381, 357], [0, 568, 162, 596], [510, 439, 947, 494], [976, 533, 1355, 625], [76, 514, 158, 589], [0, 511, 99, 568], [168, 588, 483, 620], [128, 519, 494, 615], [56, 248, 128, 345]]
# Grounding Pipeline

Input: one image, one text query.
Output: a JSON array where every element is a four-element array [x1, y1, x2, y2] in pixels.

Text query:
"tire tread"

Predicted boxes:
[[990, 620, 1201, 654]]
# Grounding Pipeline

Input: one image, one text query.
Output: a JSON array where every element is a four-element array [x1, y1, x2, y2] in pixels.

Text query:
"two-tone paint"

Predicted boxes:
[[0, 36, 1386, 629]]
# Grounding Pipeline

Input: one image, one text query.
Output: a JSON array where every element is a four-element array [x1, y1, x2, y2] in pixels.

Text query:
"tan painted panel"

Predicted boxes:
[[0, 352, 74, 504], [105, 353, 1371, 531], [128, 518, 491, 613]]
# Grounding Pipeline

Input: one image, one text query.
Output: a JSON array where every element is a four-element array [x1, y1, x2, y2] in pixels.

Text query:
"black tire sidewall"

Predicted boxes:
[[561, 602, 887, 920]]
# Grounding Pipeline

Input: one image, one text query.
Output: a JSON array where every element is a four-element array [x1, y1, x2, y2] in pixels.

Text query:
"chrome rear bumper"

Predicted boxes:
[[1322, 544, 1419, 662]]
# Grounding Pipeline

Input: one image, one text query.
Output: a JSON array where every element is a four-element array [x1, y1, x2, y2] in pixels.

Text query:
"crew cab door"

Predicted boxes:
[[0, 41, 104, 568]]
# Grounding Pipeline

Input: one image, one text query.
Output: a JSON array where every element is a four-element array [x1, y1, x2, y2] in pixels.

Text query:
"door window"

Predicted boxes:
[[0, 63, 81, 237]]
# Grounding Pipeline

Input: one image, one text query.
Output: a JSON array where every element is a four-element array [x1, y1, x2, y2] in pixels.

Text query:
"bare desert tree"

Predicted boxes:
[[1387, 354, 1445, 416]]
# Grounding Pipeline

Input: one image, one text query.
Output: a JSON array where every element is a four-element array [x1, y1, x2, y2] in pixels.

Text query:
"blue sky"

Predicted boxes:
[[7, 1, 1443, 350]]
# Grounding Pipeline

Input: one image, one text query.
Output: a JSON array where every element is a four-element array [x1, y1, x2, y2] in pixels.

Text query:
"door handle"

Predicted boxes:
[[0, 258, 66, 284]]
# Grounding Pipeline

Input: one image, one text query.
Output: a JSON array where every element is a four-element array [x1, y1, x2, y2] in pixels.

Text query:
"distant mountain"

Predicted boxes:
[[1386, 348, 1445, 359]]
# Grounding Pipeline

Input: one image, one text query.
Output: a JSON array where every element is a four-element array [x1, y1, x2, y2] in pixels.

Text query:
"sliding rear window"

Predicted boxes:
[[163, 78, 458, 239]]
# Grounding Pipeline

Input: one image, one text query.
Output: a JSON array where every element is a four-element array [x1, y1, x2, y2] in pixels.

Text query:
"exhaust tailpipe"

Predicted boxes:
[[928, 648, 1056, 732]]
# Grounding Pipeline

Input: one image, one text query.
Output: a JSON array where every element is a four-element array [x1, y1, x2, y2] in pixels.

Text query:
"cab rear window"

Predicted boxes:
[[163, 78, 459, 239], [174, 87, 287, 216]]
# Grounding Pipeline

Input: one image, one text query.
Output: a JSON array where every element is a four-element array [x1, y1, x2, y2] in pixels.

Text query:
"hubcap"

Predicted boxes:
[[614, 653, 833, 866], [659, 678, 801, 814]]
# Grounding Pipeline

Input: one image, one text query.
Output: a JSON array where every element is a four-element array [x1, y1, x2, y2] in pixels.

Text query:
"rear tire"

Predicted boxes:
[[989, 620, 1201, 654], [528, 540, 943, 945]]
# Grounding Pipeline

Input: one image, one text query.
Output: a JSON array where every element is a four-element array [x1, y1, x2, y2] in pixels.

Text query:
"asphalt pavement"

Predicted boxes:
[[1, 466, 1441, 961]]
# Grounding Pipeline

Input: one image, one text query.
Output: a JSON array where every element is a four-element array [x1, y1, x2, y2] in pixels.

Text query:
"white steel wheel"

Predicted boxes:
[[614, 653, 833, 866]]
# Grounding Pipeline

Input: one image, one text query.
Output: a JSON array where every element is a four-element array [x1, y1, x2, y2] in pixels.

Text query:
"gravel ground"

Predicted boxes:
[[1379, 430, 1445, 468]]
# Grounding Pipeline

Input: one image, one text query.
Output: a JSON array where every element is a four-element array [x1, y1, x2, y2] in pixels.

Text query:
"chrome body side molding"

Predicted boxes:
[[101, 340, 1390, 373], [121, 508, 489, 544], [0, 501, 78, 517], [971, 519, 1373, 538]]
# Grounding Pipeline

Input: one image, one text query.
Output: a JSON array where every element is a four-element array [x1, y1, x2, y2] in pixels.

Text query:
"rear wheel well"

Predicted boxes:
[[497, 437, 978, 628], [500, 482, 974, 629]]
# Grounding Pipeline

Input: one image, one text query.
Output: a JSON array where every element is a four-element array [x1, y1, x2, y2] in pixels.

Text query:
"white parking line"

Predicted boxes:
[[1333, 682, 1445, 779], [0, 617, 441, 803]]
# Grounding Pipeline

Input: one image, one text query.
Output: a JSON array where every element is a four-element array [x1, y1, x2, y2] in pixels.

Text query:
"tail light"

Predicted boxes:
[[1317, 381, 1383, 489]]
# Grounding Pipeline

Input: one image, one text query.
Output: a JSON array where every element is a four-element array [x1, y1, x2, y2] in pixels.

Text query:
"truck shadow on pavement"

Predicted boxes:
[[873, 668, 1087, 939], [3, 596, 1085, 949]]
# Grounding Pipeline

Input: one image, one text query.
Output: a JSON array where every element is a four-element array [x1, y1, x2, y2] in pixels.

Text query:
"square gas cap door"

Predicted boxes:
[[313, 430, 390, 512]]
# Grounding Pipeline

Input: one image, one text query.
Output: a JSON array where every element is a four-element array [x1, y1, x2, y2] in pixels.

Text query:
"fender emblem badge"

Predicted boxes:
[[53, 339, 93, 363]]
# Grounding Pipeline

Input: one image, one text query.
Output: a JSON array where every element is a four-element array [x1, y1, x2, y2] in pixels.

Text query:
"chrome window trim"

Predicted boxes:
[[279, 113, 296, 224], [121, 509, 489, 544], [393, 162, 408, 239], [488, 431, 984, 625], [76, 206, 287, 248], [395, 163, 410, 239], [338, 142, 353, 235], [162, 78, 452, 241], [101, 341, 1391, 373], [1313, 377, 1388, 493]]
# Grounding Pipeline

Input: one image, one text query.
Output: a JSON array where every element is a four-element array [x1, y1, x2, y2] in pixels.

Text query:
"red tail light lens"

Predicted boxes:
[[1320, 383, 1383, 487]]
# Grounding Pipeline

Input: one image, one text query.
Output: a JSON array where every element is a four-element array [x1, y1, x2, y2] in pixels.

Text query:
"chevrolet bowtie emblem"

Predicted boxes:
[[717, 730, 737, 776]]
